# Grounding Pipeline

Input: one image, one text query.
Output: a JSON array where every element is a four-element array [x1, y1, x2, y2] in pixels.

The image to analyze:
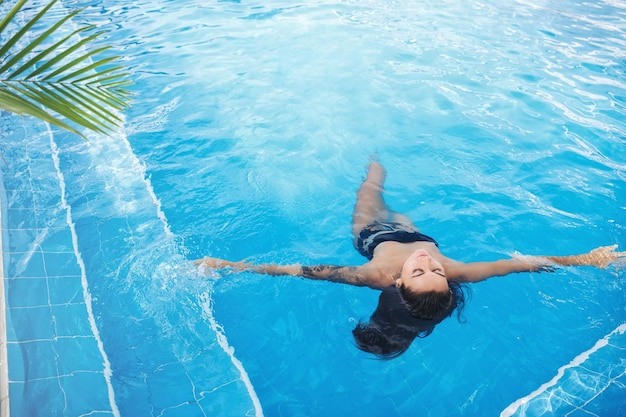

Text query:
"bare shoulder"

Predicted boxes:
[[356, 261, 398, 289], [441, 256, 466, 280]]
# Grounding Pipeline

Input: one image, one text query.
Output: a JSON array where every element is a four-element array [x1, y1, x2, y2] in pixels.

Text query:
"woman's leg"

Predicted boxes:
[[351, 161, 390, 239], [390, 211, 418, 229], [351, 160, 419, 240]]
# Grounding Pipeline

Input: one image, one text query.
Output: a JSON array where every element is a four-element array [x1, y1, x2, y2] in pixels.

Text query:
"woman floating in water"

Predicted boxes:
[[196, 158, 625, 358]]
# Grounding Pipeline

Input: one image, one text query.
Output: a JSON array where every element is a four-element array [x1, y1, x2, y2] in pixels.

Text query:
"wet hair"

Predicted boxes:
[[352, 318, 435, 359], [399, 279, 467, 321], [352, 283, 469, 359]]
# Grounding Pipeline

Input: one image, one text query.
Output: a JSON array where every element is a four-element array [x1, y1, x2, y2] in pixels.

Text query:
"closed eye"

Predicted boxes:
[[412, 268, 446, 278]]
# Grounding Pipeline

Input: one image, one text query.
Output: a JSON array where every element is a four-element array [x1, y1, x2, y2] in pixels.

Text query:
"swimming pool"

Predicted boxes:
[[1, 0, 625, 415]]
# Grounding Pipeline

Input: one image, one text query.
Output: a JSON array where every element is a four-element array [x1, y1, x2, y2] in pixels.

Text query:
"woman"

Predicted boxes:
[[196, 159, 624, 358]]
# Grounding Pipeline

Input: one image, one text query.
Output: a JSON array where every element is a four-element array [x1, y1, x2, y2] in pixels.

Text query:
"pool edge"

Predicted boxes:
[[0, 202, 9, 416]]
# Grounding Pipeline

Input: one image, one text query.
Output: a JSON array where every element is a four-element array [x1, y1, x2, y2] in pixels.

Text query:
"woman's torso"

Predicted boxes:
[[358, 241, 452, 289]]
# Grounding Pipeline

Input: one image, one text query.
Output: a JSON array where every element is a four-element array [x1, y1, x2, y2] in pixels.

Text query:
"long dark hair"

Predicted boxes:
[[353, 283, 469, 359]]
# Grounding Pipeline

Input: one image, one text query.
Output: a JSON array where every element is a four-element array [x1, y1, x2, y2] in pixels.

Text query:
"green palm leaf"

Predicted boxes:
[[0, 0, 132, 138]]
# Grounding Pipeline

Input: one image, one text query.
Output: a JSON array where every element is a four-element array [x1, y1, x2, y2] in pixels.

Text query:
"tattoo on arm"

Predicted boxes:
[[300, 265, 364, 286]]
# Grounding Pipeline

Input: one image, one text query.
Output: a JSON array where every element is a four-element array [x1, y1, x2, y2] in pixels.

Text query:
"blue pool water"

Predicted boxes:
[[1, 0, 625, 416]]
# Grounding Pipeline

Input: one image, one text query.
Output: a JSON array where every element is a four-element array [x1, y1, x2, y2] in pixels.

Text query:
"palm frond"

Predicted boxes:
[[0, 85, 81, 135], [0, 0, 133, 138]]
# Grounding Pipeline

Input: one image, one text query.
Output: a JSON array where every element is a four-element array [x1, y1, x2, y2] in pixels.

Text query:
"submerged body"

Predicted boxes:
[[196, 159, 624, 357]]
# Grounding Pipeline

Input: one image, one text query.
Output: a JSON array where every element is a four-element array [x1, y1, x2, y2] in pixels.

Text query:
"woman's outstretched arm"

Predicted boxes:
[[194, 257, 368, 286], [537, 245, 625, 269], [447, 245, 625, 283]]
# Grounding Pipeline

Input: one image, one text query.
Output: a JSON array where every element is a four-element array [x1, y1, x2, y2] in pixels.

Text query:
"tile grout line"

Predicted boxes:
[[0, 184, 10, 417], [48, 126, 120, 417], [500, 323, 626, 417], [115, 128, 265, 416]]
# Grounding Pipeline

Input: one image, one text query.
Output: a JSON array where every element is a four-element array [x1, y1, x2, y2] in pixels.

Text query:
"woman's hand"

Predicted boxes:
[[194, 257, 244, 269], [193, 258, 300, 277], [584, 245, 626, 269]]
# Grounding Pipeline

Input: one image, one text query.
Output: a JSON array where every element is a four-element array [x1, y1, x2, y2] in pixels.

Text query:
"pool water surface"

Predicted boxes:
[[1, 0, 625, 416]]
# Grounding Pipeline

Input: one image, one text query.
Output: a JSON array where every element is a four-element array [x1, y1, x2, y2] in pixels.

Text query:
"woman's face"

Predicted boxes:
[[396, 249, 449, 293]]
